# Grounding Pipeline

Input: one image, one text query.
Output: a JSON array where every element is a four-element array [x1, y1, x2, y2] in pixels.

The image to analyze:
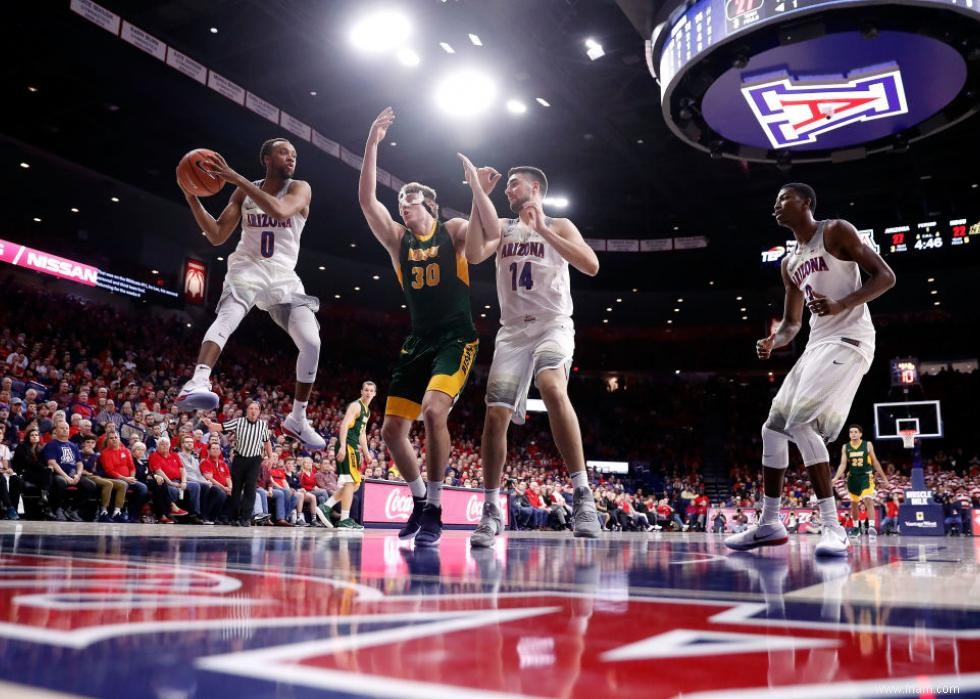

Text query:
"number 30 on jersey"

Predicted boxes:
[[411, 263, 440, 289]]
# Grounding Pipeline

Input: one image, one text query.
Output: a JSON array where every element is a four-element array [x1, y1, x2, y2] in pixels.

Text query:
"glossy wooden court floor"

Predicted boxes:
[[0, 522, 977, 698]]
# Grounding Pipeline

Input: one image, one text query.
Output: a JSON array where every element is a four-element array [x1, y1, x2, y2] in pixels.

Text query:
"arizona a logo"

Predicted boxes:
[[741, 63, 909, 149]]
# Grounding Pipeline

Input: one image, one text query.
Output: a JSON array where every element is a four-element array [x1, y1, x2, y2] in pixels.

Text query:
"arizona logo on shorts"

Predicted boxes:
[[741, 64, 909, 149]]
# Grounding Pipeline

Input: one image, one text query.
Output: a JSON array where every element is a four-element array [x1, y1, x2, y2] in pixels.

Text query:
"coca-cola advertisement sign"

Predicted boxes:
[[362, 480, 510, 527]]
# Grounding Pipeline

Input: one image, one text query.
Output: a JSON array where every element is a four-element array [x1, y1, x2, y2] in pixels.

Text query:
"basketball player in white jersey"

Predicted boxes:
[[174, 138, 325, 449], [725, 183, 895, 557], [459, 155, 603, 545]]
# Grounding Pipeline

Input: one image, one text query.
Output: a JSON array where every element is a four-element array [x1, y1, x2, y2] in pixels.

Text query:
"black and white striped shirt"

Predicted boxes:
[[221, 417, 269, 458]]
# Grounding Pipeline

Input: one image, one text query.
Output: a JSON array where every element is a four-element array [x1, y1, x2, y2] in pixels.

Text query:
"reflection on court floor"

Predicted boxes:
[[0, 523, 977, 698]]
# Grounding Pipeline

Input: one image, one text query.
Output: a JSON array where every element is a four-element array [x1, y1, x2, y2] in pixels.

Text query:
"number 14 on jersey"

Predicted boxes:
[[509, 261, 534, 291]]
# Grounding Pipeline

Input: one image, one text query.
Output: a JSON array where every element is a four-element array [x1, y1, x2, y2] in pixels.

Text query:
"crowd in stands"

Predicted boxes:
[[1, 273, 977, 536]]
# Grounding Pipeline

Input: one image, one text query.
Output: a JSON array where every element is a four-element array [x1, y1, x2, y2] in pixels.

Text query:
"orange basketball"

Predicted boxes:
[[177, 148, 224, 197]]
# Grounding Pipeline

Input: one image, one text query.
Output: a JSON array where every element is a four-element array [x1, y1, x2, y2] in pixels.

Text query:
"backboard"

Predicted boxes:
[[873, 400, 943, 441]]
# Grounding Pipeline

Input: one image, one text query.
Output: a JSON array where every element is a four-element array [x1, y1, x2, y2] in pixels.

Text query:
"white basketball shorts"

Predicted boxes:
[[766, 341, 872, 442], [486, 316, 575, 425], [218, 256, 319, 315]]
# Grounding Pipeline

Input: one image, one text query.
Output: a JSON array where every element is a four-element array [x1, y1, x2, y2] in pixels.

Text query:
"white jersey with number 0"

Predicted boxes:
[[495, 217, 573, 326], [785, 219, 875, 362], [231, 179, 306, 270]]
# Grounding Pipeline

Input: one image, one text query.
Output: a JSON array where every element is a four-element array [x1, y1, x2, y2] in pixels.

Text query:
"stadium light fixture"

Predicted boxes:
[[434, 69, 497, 118], [543, 196, 569, 208], [349, 11, 410, 53], [585, 37, 605, 61], [397, 48, 420, 67]]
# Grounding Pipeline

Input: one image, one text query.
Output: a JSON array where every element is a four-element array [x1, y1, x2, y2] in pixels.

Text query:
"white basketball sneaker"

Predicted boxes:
[[724, 521, 789, 551], [815, 524, 851, 557], [282, 414, 326, 449], [175, 379, 219, 411]]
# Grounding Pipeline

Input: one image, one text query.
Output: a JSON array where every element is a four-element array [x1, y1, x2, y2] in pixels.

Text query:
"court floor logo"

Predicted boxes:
[[741, 64, 908, 149]]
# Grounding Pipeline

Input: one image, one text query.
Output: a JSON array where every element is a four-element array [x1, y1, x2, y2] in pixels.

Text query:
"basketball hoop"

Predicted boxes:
[[899, 429, 918, 449]]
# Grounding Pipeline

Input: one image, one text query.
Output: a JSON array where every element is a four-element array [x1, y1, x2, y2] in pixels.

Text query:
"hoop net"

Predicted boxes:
[[899, 429, 918, 449]]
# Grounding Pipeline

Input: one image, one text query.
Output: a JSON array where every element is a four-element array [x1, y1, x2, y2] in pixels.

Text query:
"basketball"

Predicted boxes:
[[177, 148, 224, 197]]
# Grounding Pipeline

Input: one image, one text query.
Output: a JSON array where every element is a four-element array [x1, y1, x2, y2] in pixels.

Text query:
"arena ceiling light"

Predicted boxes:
[[440, 42, 455, 54], [468, 33, 483, 46], [585, 38, 605, 61], [19, 162, 29, 169], [535, 97, 551, 107], [349, 10, 411, 53], [397, 48, 420, 67], [506, 99, 527, 115], [543, 196, 569, 208], [434, 69, 497, 118]]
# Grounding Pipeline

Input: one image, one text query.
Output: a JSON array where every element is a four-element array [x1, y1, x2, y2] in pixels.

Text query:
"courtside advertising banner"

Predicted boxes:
[[362, 480, 509, 527]]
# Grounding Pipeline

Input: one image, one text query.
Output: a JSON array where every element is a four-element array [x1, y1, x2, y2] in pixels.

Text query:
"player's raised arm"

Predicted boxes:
[[358, 107, 404, 257], [457, 154, 504, 263], [178, 172, 245, 247]]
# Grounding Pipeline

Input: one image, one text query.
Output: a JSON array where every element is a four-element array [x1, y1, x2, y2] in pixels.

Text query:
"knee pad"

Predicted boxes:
[[787, 424, 830, 466], [761, 425, 790, 469], [203, 301, 248, 351], [287, 306, 321, 383]]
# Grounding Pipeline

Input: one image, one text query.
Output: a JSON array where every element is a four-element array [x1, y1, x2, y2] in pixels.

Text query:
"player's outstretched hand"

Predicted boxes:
[[369, 107, 396, 145], [756, 334, 776, 360], [458, 153, 479, 188]]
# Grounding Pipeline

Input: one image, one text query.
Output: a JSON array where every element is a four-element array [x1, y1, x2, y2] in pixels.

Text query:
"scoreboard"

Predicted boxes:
[[887, 219, 974, 254], [762, 218, 976, 264]]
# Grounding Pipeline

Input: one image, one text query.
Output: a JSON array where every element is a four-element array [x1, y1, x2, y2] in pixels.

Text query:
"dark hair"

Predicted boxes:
[[781, 182, 817, 214], [508, 166, 549, 197], [848, 424, 863, 433], [259, 138, 290, 167]]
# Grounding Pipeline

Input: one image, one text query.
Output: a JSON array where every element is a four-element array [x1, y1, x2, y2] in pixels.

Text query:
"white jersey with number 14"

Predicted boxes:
[[494, 217, 573, 326]]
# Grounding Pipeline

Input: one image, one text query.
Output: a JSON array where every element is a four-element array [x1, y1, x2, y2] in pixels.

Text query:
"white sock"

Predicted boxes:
[[407, 476, 426, 499], [426, 481, 443, 507], [485, 488, 500, 510], [341, 509, 350, 520], [192, 364, 212, 384], [324, 495, 337, 509], [761, 495, 782, 525], [112, 508, 121, 516], [570, 470, 589, 490], [818, 497, 839, 528], [291, 400, 307, 421]]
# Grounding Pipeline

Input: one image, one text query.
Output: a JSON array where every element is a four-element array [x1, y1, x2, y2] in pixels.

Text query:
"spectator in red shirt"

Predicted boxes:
[[258, 458, 292, 527], [693, 491, 710, 532], [200, 442, 233, 524], [880, 495, 900, 535], [71, 391, 95, 420], [270, 461, 301, 525], [148, 436, 190, 523], [99, 432, 148, 522]]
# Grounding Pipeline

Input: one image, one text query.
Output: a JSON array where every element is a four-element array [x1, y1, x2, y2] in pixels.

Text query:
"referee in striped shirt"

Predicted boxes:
[[203, 401, 272, 527]]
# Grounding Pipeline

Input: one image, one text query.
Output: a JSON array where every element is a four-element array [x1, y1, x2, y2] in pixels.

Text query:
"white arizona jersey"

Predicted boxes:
[[785, 220, 875, 361], [494, 217, 573, 326], [231, 179, 306, 270]]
